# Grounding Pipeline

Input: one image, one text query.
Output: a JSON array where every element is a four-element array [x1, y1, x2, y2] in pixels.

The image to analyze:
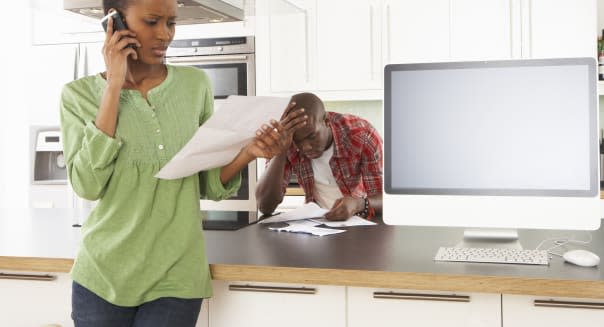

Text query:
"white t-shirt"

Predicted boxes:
[[311, 144, 343, 209]]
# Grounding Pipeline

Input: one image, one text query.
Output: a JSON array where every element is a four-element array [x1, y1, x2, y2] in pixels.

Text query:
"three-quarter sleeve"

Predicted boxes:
[[60, 85, 122, 200]]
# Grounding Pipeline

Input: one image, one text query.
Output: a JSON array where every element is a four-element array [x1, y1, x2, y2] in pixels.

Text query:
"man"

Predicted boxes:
[[256, 92, 383, 221]]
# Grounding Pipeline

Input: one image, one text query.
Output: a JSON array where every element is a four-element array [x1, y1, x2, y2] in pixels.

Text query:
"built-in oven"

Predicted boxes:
[[166, 36, 257, 230]]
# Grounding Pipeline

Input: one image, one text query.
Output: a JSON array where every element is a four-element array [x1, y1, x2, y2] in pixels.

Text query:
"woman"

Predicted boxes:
[[60, 0, 289, 325]]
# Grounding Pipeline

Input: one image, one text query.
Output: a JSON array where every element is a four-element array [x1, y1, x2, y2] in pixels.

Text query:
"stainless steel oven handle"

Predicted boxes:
[[167, 55, 249, 64]]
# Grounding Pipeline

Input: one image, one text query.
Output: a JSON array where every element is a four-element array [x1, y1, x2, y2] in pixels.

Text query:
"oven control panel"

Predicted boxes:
[[167, 36, 254, 57]]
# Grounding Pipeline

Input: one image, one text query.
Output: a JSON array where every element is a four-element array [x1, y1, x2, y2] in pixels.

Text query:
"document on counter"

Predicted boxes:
[[155, 96, 290, 179], [260, 202, 376, 227], [259, 202, 328, 224], [268, 220, 346, 237]]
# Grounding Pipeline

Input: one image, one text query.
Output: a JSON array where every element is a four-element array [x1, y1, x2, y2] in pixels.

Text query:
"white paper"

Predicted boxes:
[[310, 216, 377, 228], [155, 96, 290, 179], [259, 202, 328, 224], [268, 220, 346, 236]]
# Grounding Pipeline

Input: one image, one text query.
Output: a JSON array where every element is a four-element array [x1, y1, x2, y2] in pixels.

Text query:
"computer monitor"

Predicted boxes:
[[383, 58, 600, 248]]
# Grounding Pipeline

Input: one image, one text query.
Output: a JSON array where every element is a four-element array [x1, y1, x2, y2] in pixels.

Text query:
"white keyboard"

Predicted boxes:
[[434, 247, 549, 265]]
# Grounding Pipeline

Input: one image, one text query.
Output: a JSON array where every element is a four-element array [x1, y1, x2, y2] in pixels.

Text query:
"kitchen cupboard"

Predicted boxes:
[[0, 271, 72, 327], [208, 280, 346, 327], [522, 0, 596, 59], [502, 294, 604, 326], [347, 286, 501, 327], [256, 0, 596, 100]]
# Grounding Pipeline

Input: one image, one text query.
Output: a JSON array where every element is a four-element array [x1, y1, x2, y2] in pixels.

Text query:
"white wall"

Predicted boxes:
[[0, 3, 31, 208]]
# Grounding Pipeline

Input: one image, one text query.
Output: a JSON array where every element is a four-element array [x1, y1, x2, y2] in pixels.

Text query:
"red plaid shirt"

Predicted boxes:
[[279, 112, 383, 205]]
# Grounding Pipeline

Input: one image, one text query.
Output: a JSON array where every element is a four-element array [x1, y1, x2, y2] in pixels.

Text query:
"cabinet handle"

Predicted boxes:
[[374, 291, 470, 303], [229, 284, 316, 295], [0, 272, 56, 281], [534, 300, 604, 310], [168, 55, 249, 64]]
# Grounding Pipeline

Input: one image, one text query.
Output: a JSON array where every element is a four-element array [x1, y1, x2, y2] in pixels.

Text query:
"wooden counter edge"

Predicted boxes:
[[2, 257, 603, 299], [209, 264, 604, 299]]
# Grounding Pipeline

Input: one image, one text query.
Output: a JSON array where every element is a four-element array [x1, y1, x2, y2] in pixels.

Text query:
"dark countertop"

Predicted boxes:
[[1, 209, 604, 298]]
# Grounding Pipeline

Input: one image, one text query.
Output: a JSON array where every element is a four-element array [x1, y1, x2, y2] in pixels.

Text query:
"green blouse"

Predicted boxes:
[[60, 65, 240, 306]]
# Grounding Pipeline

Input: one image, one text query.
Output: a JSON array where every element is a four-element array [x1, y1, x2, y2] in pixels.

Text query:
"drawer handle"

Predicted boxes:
[[229, 284, 316, 295], [373, 292, 470, 303], [0, 272, 56, 281], [534, 300, 604, 310]]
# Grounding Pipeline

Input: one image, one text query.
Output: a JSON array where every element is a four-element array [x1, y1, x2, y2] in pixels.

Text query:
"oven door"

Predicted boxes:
[[165, 53, 258, 216], [165, 54, 255, 99]]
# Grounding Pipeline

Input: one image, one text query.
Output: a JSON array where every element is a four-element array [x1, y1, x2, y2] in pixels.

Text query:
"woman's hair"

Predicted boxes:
[[102, 0, 132, 15]]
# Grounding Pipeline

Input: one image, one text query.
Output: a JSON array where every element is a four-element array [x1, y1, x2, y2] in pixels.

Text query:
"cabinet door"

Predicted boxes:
[[348, 287, 501, 327], [0, 271, 72, 327], [209, 280, 345, 327], [503, 294, 604, 327], [383, 0, 450, 65], [450, 0, 513, 60], [262, 0, 315, 93], [315, 0, 380, 90], [523, 0, 596, 58]]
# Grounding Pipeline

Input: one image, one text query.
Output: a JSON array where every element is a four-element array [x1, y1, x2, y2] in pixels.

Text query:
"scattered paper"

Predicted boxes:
[[156, 96, 290, 179], [259, 202, 328, 224], [310, 216, 377, 228], [268, 220, 346, 237]]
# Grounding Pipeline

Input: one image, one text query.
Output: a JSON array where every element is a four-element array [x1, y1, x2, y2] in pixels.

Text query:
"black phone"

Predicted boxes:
[[101, 10, 128, 32]]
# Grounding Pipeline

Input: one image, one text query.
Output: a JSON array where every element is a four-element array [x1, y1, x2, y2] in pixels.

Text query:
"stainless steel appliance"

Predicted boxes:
[[63, 0, 245, 24], [166, 36, 257, 230]]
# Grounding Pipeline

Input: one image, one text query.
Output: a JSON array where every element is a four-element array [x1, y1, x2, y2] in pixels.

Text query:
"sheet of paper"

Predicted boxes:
[[155, 96, 290, 179], [310, 216, 377, 228], [268, 220, 346, 237], [259, 202, 328, 224]]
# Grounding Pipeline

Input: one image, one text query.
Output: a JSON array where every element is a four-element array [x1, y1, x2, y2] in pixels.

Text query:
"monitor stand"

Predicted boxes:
[[456, 228, 522, 250]]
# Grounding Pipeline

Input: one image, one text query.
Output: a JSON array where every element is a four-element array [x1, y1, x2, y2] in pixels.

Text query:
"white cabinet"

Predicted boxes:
[[450, 0, 514, 60], [382, 0, 450, 65], [383, 0, 513, 64], [258, 0, 596, 100], [503, 294, 604, 327], [522, 0, 597, 58], [0, 271, 72, 327], [209, 280, 346, 327], [196, 299, 209, 327], [315, 0, 381, 91], [348, 286, 501, 327]]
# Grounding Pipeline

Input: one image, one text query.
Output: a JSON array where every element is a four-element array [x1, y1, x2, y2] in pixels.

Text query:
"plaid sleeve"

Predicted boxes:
[[360, 126, 383, 197]]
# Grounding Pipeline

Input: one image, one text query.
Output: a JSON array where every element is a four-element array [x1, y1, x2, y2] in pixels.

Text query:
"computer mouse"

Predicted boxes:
[[562, 249, 600, 267]]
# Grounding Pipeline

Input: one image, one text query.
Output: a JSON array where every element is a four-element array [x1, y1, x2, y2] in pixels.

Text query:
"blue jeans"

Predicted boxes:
[[72, 281, 203, 327]]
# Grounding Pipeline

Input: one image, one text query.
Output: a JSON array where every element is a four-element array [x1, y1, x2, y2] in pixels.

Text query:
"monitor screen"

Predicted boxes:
[[383, 58, 600, 231]]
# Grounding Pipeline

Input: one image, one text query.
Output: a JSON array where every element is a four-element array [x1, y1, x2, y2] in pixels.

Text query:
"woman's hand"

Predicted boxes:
[[102, 14, 140, 88]]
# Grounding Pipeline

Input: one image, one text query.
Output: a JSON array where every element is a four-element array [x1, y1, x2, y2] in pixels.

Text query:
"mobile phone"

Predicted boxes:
[[101, 10, 128, 32], [101, 10, 135, 49]]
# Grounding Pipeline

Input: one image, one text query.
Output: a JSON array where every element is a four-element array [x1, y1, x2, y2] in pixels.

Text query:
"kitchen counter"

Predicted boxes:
[[1, 209, 604, 298]]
